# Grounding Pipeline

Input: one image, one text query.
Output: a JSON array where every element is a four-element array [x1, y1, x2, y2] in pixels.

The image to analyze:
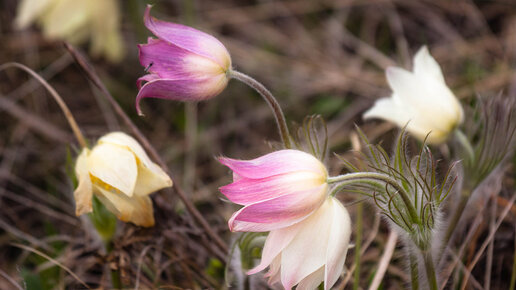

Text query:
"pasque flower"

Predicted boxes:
[[74, 132, 172, 227], [248, 197, 351, 290], [363, 46, 464, 144], [15, 0, 124, 62], [136, 5, 232, 115], [219, 150, 329, 232]]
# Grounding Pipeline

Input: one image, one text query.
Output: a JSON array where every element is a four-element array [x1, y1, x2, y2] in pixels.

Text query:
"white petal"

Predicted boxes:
[[413, 46, 445, 83], [297, 267, 324, 290], [96, 187, 154, 227], [324, 198, 351, 289], [15, 0, 53, 29], [74, 149, 93, 215], [133, 163, 172, 196], [99, 132, 154, 168], [88, 143, 137, 196], [280, 199, 334, 289], [247, 223, 301, 275]]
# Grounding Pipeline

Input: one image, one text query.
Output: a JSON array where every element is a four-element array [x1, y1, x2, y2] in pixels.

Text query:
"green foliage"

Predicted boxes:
[[89, 195, 117, 242]]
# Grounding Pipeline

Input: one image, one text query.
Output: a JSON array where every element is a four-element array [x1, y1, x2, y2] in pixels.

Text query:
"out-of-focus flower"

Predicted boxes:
[[136, 5, 232, 115], [363, 46, 464, 144], [74, 132, 172, 227], [248, 197, 351, 290], [219, 149, 328, 232], [15, 0, 124, 62]]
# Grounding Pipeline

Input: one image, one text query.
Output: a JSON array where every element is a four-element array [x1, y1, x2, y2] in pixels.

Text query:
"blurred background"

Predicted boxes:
[[0, 0, 515, 289]]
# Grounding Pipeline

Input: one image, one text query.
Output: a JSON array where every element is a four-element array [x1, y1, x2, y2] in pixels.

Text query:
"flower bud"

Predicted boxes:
[[363, 46, 464, 144], [219, 149, 328, 232], [136, 5, 232, 115], [74, 132, 172, 227], [248, 197, 351, 290]]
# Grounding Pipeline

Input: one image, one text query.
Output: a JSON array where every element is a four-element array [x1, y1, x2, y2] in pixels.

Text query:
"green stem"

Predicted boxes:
[[422, 251, 438, 290], [229, 70, 292, 149], [353, 202, 363, 290], [455, 130, 475, 163], [328, 173, 420, 224], [409, 252, 419, 290]]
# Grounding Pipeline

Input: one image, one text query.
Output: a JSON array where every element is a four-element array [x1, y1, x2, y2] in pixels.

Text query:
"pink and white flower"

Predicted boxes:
[[136, 5, 232, 115], [219, 149, 329, 232], [248, 197, 351, 290]]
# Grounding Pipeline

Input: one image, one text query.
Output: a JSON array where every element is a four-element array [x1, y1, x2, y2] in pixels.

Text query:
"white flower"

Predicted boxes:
[[74, 132, 172, 227], [247, 197, 351, 290], [15, 0, 124, 62], [364, 46, 464, 144]]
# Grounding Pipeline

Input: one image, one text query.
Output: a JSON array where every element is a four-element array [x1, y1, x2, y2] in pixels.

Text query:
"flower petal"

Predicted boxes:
[[136, 76, 228, 115], [220, 171, 325, 205], [219, 150, 327, 180], [139, 38, 224, 80], [279, 198, 335, 289], [247, 224, 301, 275], [297, 267, 325, 290], [15, 0, 53, 29], [74, 148, 93, 215], [324, 198, 351, 290], [88, 142, 138, 197], [96, 187, 155, 227], [413, 46, 445, 83], [143, 5, 230, 68], [228, 184, 327, 232]]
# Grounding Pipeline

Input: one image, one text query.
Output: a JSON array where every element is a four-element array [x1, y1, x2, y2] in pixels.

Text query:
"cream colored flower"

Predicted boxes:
[[15, 0, 124, 62], [364, 46, 464, 144], [74, 132, 172, 227]]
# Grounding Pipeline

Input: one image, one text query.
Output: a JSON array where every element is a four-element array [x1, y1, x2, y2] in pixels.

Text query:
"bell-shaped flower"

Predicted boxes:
[[219, 149, 328, 232], [15, 0, 124, 62], [363, 46, 464, 144], [74, 132, 172, 227], [248, 197, 351, 290], [136, 5, 232, 115]]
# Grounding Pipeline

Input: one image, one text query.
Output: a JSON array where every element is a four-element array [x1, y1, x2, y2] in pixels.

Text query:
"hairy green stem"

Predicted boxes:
[[328, 173, 420, 224], [409, 252, 419, 290], [422, 250, 438, 290], [229, 70, 292, 149]]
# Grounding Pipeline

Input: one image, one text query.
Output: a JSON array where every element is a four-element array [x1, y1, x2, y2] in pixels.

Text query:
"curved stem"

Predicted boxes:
[[0, 62, 87, 148], [328, 172, 420, 223], [229, 70, 292, 149]]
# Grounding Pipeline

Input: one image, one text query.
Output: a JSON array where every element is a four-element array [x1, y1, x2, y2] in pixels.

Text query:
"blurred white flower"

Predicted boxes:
[[15, 0, 124, 62], [364, 46, 464, 144], [74, 132, 172, 227]]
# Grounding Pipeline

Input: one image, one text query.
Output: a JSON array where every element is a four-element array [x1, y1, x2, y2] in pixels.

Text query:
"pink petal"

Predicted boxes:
[[218, 150, 327, 180], [228, 184, 327, 232], [136, 76, 228, 115], [220, 171, 324, 205], [143, 5, 230, 68], [138, 38, 193, 79]]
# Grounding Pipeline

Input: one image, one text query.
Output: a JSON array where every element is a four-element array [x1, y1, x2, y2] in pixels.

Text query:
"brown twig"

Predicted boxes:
[[63, 43, 228, 254]]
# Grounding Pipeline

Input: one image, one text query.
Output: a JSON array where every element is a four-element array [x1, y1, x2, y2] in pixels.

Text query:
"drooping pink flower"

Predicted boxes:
[[218, 149, 329, 232], [136, 5, 231, 115], [248, 197, 351, 290]]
